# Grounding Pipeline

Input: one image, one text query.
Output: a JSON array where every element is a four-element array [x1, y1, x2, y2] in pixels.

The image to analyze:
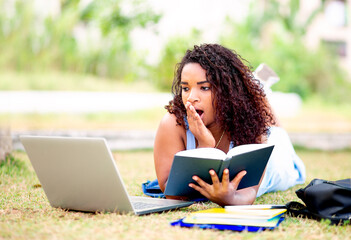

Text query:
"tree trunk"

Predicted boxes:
[[0, 128, 12, 160]]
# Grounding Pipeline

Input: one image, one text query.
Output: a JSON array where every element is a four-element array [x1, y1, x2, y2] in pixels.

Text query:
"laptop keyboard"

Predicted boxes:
[[132, 201, 161, 210]]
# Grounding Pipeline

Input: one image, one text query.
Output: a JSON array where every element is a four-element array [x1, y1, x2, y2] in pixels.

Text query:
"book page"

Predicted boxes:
[[226, 144, 273, 158], [187, 207, 286, 219], [175, 148, 227, 160], [225, 205, 286, 210]]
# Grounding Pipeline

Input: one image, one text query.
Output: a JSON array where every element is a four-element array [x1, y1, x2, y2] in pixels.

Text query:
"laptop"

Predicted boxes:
[[20, 135, 193, 215]]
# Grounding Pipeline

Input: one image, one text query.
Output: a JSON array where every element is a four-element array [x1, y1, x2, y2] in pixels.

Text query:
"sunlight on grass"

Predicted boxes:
[[0, 108, 167, 131], [279, 98, 351, 133], [1, 71, 351, 133], [0, 71, 158, 92], [2, 101, 351, 133]]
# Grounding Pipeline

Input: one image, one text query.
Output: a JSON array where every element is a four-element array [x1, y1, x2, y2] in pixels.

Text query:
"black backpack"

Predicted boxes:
[[286, 178, 351, 225]]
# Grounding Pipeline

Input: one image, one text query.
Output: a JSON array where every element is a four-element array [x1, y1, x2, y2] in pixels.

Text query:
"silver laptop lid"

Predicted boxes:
[[20, 136, 135, 213]]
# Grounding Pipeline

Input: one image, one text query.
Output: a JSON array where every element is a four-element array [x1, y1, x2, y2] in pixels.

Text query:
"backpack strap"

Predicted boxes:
[[286, 201, 351, 225], [286, 201, 316, 220]]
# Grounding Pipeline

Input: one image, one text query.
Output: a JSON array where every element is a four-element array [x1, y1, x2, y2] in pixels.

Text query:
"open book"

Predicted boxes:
[[164, 144, 274, 197]]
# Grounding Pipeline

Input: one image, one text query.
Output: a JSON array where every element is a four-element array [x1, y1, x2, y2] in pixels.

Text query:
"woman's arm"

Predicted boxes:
[[153, 113, 186, 194], [154, 112, 266, 205], [184, 102, 262, 205]]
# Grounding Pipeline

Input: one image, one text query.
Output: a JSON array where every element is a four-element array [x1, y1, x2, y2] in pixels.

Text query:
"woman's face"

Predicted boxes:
[[180, 63, 217, 128]]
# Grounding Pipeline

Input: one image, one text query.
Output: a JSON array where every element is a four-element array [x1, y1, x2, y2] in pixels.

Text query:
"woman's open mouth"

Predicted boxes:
[[196, 109, 204, 118]]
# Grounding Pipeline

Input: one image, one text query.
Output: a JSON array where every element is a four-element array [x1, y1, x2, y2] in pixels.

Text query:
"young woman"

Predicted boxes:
[[153, 44, 306, 206]]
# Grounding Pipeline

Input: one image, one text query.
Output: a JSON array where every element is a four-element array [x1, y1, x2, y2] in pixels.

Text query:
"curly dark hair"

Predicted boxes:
[[165, 43, 275, 146]]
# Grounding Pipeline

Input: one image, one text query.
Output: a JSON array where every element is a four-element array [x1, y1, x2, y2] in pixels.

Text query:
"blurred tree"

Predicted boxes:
[[220, 0, 351, 102], [152, 30, 202, 91], [260, 0, 326, 37], [77, 0, 161, 79], [0, 0, 161, 81]]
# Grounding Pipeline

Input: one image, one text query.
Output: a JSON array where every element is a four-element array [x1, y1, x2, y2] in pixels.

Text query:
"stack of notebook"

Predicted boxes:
[[170, 205, 287, 232]]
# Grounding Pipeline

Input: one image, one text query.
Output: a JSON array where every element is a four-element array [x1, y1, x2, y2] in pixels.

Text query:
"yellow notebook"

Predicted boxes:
[[182, 207, 286, 227]]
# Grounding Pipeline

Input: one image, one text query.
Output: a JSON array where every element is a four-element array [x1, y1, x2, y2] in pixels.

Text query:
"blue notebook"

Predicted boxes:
[[170, 216, 285, 232]]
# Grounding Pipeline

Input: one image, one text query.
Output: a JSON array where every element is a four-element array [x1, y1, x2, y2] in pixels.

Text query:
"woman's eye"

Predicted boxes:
[[182, 87, 189, 92], [201, 86, 210, 91]]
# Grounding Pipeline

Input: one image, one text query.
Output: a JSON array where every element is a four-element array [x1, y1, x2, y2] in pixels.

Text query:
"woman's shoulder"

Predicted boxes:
[[160, 112, 177, 123], [158, 113, 184, 132], [155, 112, 187, 149]]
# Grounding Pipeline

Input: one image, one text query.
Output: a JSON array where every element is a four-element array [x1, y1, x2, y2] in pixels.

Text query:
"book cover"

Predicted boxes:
[[170, 217, 285, 232], [164, 144, 274, 197]]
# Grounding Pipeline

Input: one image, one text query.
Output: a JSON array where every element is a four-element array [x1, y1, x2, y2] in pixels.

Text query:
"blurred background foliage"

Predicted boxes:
[[151, 29, 202, 91], [0, 0, 350, 103], [219, 0, 351, 102], [0, 0, 160, 81]]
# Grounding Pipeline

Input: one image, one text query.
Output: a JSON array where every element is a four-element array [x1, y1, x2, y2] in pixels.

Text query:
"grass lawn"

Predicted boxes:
[[1, 71, 350, 238], [1, 149, 350, 240]]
